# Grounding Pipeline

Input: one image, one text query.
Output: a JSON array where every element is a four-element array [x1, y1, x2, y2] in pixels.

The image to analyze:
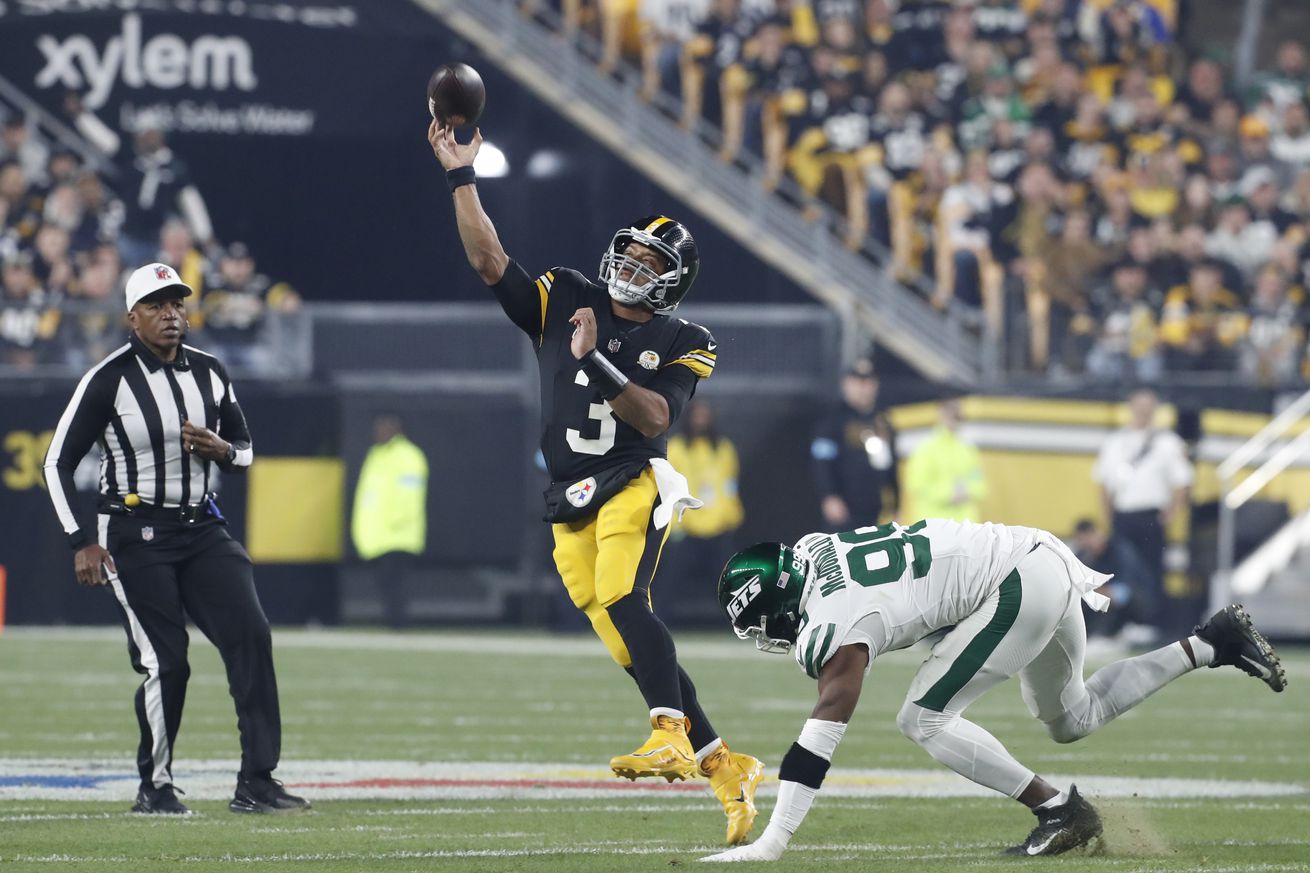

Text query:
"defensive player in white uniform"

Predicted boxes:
[[703, 519, 1286, 862]]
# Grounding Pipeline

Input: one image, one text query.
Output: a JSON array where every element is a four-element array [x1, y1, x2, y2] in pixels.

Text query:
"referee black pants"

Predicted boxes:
[[1112, 509, 1166, 632], [102, 516, 281, 789]]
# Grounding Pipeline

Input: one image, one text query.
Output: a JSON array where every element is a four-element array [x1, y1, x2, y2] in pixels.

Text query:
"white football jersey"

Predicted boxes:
[[791, 519, 1041, 678]]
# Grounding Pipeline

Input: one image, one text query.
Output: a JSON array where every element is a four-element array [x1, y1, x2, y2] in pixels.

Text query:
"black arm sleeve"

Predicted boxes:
[[489, 259, 546, 339], [884, 416, 901, 512], [43, 370, 115, 549], [213, 362, 253, 474], [811, 412, 842, 500], [645, 363, 700, 427]]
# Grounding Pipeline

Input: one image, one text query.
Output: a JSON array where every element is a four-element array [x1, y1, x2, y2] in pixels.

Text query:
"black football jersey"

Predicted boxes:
[[491, 260, 717, 488]]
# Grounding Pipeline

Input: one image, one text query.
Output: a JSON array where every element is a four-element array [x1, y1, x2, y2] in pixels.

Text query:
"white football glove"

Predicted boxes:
[[699, 839, 784, 863]]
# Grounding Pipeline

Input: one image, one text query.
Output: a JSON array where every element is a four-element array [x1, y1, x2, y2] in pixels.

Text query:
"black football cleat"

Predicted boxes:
[[1194, 604, 1287, 693], [131, 783, 190, 815], [1005, 785, 1103, 857], [229, 775, 312, 814]]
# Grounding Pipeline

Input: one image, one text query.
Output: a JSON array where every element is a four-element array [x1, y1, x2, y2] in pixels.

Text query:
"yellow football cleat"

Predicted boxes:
[[700, 743, 764, 845], [610, 714, 698, 782]]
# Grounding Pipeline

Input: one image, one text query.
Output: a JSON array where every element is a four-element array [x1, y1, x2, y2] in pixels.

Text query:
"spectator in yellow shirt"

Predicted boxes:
[[351, 414, 429, 628], [1160, 259, 1248, 372], [662, 400, 744, 625], [905, 399, 986, 522]]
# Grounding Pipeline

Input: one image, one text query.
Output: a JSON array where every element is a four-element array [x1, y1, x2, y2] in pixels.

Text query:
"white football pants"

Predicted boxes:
[[895, 544, 1195, 798]]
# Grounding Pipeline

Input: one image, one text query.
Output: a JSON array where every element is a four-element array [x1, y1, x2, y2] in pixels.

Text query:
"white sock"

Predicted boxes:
[[1037, 787, 1070, 810], [649, 707, 685, 722], [1185, 635, 1215, 668], [695, 738, 723, 767]]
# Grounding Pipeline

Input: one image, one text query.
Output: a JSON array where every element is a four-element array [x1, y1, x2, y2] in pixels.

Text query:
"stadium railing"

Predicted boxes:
[[1214, 386, 1310, 634], [413, 0, 985, 385]]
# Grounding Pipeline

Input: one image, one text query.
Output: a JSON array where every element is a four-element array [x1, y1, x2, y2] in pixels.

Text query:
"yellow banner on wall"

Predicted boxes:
[[246, 457, 345, 563]]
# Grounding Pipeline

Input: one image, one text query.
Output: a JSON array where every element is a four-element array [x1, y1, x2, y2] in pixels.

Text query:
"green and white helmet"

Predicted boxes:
[[716, 542, 810, 654]]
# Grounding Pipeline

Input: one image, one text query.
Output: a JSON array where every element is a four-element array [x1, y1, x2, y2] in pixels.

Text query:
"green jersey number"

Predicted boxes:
[[836, 521, 932, 588]]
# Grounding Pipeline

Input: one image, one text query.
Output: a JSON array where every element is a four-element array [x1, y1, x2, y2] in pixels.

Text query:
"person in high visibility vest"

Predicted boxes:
[[351, 414, 428, 628], [905, 399, 986, 522], [663, 400, 744, 624]]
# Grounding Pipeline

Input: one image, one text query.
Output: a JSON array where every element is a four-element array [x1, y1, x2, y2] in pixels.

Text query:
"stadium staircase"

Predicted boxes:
[[412, 0, 984, 385], [1215, 388, 1310, 638], [1231, 511, 1310, 639]]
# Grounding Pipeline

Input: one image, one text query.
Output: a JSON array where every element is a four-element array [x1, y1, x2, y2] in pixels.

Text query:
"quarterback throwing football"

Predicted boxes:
[[429, 121, 762, 844], [705, 519, 1286, 861]]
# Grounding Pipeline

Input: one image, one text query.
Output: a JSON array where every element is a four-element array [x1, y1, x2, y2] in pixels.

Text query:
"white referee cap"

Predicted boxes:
[[125, 262, 193, 312]]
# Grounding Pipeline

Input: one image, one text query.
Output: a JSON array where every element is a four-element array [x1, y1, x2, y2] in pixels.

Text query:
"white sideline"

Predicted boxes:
[[0, 757, 1303, 803]]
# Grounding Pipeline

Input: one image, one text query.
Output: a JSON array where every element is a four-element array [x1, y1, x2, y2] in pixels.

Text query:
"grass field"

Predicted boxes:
[[0, 626, 1307, 872]]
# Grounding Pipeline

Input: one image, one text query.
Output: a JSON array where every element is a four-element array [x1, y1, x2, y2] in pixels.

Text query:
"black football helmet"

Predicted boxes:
[[717, 542, 810, 654], [598, 215, 700, 312]]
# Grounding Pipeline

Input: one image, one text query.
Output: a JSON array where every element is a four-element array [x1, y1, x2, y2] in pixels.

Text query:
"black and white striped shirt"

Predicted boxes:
[[43, 333, 252, 549]]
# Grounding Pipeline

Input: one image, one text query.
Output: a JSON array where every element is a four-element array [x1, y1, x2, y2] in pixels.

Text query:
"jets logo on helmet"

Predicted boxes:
[[717, 543, 809, 654], [725, 575, 764, 621], [598, 215, 700, 312]]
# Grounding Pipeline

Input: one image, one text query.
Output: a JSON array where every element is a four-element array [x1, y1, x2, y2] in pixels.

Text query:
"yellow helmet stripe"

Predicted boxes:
[[643, 216, 672, 234]]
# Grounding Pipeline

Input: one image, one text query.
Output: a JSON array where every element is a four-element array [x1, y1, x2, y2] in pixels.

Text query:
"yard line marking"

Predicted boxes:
[[3, 842, 1001, 864], [1, 758, 1304, 803]]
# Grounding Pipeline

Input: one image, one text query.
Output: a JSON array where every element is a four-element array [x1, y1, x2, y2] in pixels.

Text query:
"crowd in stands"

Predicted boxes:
[[531, 0, 1310, 386], [0, 100, 299, 373]]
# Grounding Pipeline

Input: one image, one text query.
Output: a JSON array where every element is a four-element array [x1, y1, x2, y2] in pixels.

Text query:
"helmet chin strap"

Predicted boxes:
[[606, 277, 647, 305]]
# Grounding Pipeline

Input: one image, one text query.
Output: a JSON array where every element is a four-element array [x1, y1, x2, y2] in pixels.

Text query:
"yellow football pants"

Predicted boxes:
[[552, 467, 670, 667]]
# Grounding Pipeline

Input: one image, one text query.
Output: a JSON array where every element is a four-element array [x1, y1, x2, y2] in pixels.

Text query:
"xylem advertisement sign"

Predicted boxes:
[[0, 2, 444, 139], [35, 13, 259, 108]]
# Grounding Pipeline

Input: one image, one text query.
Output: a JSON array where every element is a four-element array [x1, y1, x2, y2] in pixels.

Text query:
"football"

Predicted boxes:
[[427, 62, 486, 128]]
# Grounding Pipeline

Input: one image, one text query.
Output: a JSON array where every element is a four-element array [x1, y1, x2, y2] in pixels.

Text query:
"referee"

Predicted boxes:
[[42, 262, 309, 816]]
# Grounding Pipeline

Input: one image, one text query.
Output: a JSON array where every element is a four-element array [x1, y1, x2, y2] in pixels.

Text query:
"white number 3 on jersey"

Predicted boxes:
[[567, 369, 617, 456]]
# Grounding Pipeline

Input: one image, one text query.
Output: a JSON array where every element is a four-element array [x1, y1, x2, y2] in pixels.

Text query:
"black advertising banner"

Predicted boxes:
[[0, 379, 341, 625], [0, 1, 447, 140], [0, 0, 462, 299]]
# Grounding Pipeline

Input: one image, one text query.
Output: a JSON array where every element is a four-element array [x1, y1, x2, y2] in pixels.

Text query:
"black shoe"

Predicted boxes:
[[131, 783, 189, 815], [1005, 785, 1102, 857], [229, 775, 312, 814], [1194, 604, 1287, 693]]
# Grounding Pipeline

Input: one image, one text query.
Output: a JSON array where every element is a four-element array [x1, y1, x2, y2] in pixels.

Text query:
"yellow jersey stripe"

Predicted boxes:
[[671, 352, 716, 367], [643, 216, 672, 233], [534, 278, 548, 339], [667, 357, 714, 378]]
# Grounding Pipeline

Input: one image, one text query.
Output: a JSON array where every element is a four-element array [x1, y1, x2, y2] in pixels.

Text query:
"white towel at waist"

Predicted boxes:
[[649, 457, 703, 531], [1036, 530, 1113, 613]]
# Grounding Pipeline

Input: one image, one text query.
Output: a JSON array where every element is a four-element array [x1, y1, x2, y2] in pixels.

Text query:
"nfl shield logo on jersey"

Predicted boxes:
[[566, 477, 597, 508], [141, 526, 154, 542], [608, 338, 622, 353]]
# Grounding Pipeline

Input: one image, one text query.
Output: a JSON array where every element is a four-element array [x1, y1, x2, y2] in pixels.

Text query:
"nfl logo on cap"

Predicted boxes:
[[125, 262, 194, 312]]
